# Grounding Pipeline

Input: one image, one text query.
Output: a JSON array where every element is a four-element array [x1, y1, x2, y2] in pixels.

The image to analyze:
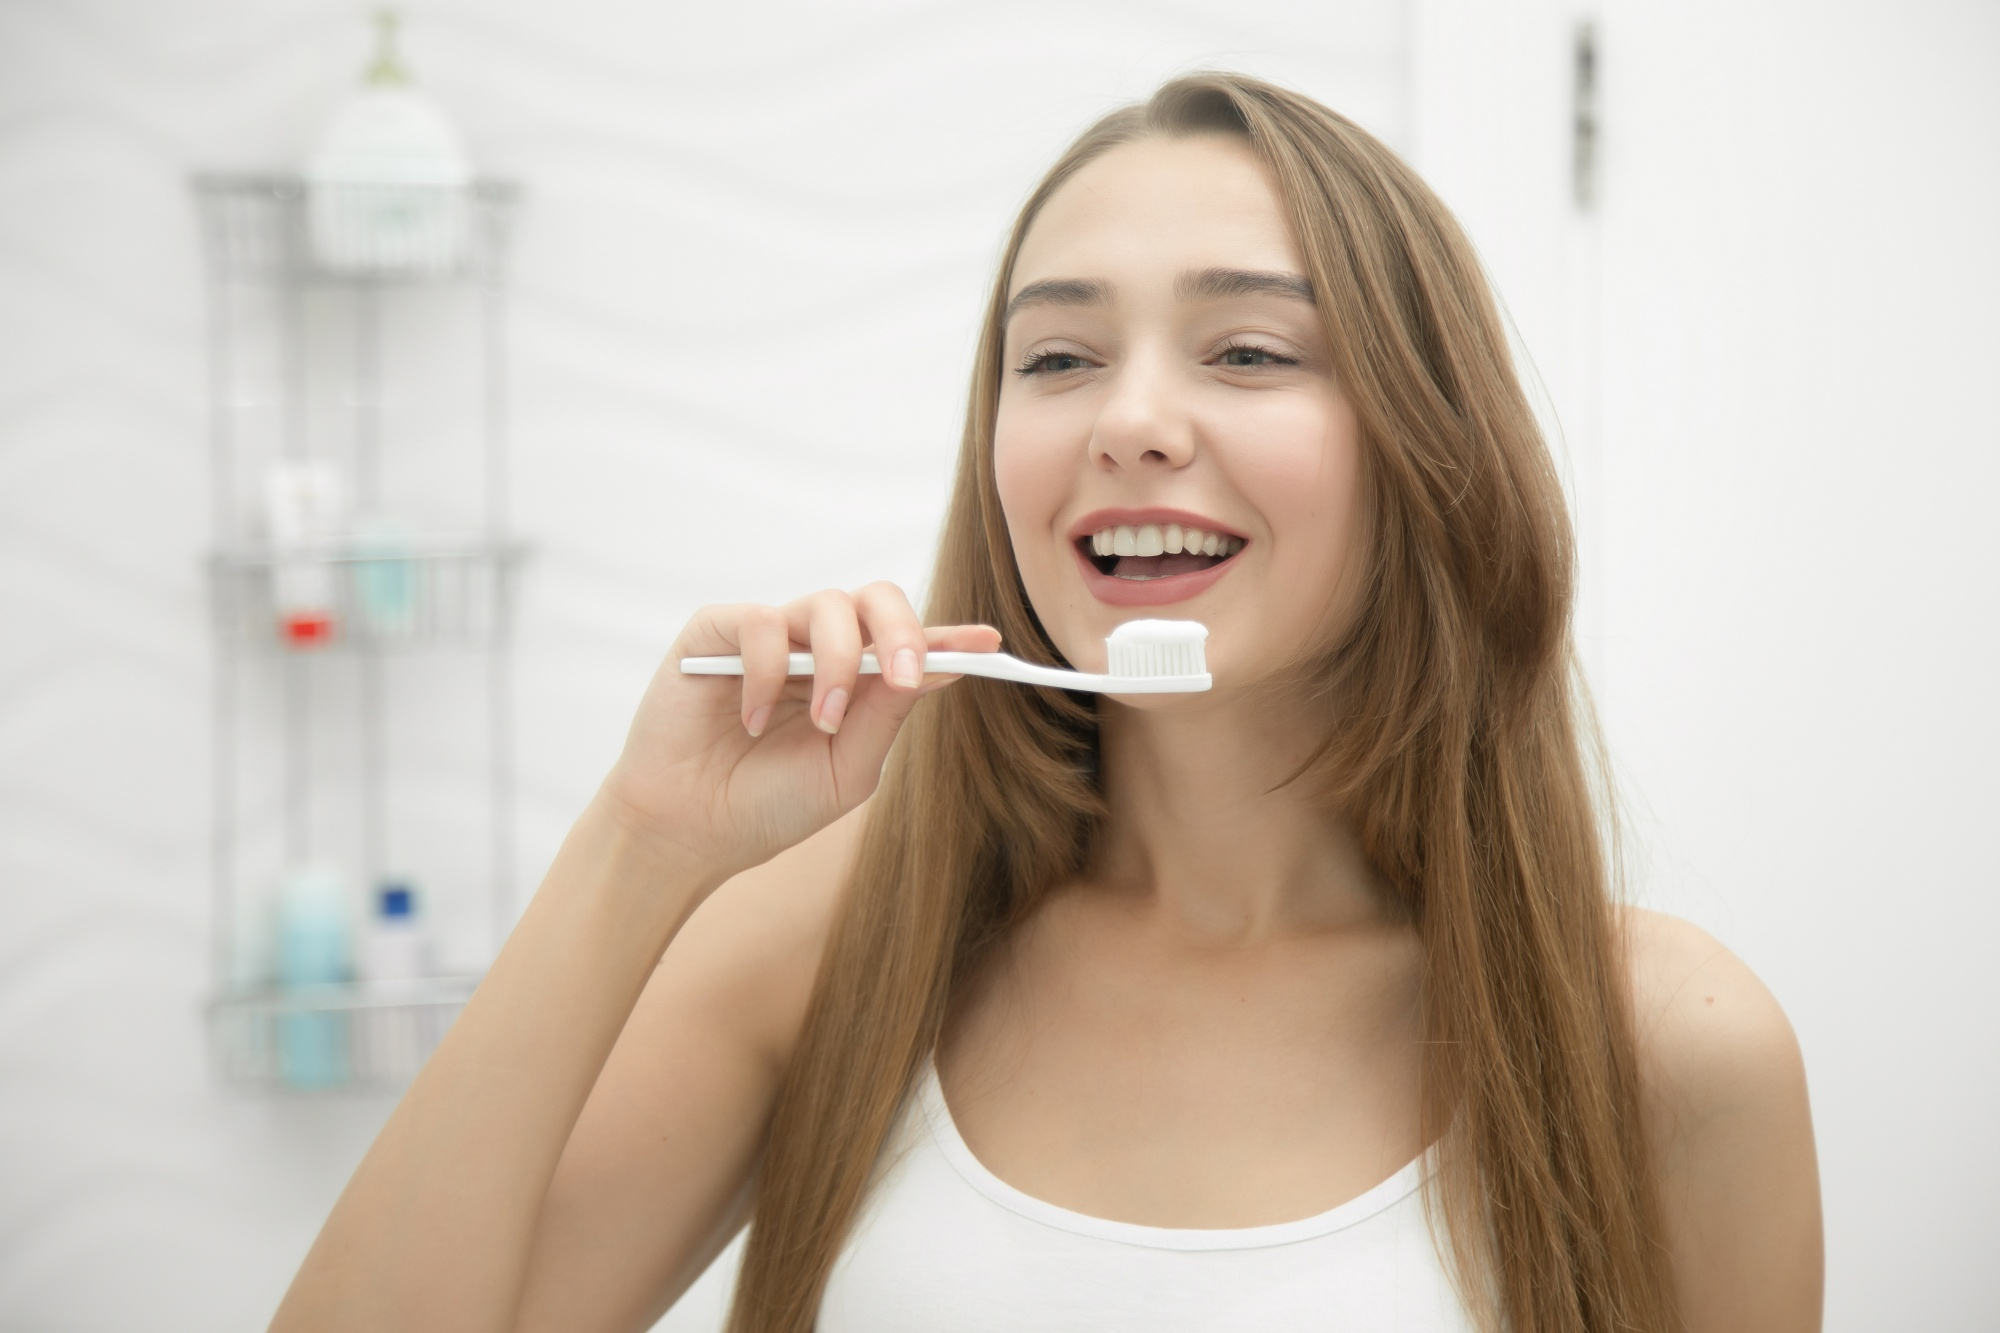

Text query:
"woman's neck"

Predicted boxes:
[[1090, 695, 1388, 943]]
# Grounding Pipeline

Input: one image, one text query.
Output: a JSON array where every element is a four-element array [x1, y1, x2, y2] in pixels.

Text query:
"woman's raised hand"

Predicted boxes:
[[600, 582, 1000, 883]]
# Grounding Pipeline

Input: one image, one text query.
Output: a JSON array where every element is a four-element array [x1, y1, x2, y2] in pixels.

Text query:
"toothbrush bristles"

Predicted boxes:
[[1104, 619, 1209, 678]]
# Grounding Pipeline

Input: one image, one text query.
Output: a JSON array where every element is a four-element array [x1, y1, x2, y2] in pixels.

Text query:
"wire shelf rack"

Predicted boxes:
[[197, 165, 525, 1093], [208, 977, 480, 1092]]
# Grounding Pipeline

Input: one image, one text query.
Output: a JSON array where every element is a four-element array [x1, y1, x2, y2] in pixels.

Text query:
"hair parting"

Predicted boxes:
[[726, 73, 1678, 1333]]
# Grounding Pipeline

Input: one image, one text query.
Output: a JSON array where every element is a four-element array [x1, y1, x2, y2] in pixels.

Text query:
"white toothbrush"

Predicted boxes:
[[679, 619, 1211, 694]]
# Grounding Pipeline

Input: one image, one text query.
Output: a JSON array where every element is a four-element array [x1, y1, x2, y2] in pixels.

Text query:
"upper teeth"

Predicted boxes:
[[1089, 523, 1243, 558]]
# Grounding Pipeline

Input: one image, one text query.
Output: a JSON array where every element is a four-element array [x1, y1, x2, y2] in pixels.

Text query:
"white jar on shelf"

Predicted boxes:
[[304, 12, 472, 275]]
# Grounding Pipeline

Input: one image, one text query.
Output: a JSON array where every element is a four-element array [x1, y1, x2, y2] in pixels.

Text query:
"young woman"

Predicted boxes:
[[273, 75, 1821, 1333]]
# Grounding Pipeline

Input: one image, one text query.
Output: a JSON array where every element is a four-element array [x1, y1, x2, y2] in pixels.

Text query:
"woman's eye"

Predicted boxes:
[[1017, 351, 1090, 376], [1218, 344, 1293, 368]]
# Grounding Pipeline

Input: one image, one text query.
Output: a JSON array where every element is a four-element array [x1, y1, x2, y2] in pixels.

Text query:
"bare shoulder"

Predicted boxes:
[[653, 804, 865, 1074], [1617, 914, 1823, 1325], [1619, 907, 1806, 1125]]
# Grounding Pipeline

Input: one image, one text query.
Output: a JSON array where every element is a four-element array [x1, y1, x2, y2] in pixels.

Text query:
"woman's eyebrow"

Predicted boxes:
[[1177, 267, 1315, 304], [1002, 268, 1313, 326], [1003, 277, 1112, 324]]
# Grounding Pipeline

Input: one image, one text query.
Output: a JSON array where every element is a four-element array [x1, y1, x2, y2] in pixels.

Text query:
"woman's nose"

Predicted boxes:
[[1088, 354, 1195, 472]]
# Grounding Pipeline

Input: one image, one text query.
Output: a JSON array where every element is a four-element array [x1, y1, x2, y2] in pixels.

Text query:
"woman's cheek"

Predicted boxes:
[[994, 414, 1070, 526], [992, 412, 1073, 587], [1231, 411, 1365, 618]]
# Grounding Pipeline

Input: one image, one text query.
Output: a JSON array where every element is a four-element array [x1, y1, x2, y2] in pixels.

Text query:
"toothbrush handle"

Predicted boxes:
[[678, 653, 886, 676], [677, 651, 1208, 694], [684, 648, 1032, 680], [678, 650, 1076, 687]]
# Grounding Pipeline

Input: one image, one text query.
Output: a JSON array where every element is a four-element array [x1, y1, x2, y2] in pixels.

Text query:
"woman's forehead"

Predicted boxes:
[[1011, 136, 1302, 297]]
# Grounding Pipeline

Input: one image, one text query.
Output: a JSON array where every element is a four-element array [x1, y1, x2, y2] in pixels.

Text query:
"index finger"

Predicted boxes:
[[852, 582, 930, 690]]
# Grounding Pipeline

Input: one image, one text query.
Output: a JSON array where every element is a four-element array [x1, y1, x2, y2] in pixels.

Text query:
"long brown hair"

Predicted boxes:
[[726, 73, 1676, 1333]]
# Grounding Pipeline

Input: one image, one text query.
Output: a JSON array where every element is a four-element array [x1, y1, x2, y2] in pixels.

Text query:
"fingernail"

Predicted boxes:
[[892, 648, 921, 688], [816, 688, 849, 734], [745, 705, 772, 737]]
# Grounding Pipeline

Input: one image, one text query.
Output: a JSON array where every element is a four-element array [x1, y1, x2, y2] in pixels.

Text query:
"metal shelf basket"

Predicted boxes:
[[208, 978, 480, 1092], [193, 174, 519, 284], [209, 537, 528, 652]]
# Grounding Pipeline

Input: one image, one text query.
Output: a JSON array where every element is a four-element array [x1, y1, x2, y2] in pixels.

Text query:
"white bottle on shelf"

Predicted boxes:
[[359, 881, 433, 989], [264, 459, 345, 648], [356, 880, 437, 1082]]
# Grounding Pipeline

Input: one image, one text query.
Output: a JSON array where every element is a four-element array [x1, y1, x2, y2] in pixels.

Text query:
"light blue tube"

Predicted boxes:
[[277, 864, 353, 1090]]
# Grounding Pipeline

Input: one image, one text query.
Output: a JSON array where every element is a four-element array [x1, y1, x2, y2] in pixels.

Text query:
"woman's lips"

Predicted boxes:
[[1073, 541, 1241, 607]]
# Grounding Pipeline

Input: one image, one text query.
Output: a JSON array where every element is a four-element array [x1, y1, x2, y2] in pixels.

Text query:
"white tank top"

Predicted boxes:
[[818, 1062, 1479, 1331]]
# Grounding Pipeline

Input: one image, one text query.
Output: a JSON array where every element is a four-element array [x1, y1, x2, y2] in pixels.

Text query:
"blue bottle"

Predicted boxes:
[[353, 525, 415, 638], [277, 864, 353, 1089]]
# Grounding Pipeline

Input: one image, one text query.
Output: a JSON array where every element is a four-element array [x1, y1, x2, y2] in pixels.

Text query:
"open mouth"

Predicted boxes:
[[1080, 521, 1245, 581]]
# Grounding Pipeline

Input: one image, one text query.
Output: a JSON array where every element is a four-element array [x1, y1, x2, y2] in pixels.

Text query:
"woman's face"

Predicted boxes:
[[994, 134, 1367, 700]]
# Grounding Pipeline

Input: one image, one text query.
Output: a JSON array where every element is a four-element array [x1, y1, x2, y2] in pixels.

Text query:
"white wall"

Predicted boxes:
[[1419, 7, 2000, 1328], [0, 3, 1407, 1329], [1592, 4, 2000, 1325], [2, 1, 1994, 1330]]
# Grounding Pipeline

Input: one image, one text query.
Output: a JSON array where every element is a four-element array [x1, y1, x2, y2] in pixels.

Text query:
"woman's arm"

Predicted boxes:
[[1627, 909, 1824, 1333], [269, 797, 720, 1333], [511, 811, 862, 1332], [268, 587, 997, 1333]]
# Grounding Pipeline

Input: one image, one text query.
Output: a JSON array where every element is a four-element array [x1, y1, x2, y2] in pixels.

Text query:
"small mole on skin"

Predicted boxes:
[[1704, 996, 1715, 1005]]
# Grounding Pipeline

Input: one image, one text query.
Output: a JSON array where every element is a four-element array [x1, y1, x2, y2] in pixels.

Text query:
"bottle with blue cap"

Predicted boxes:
[[361, 879, 433, 987]]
